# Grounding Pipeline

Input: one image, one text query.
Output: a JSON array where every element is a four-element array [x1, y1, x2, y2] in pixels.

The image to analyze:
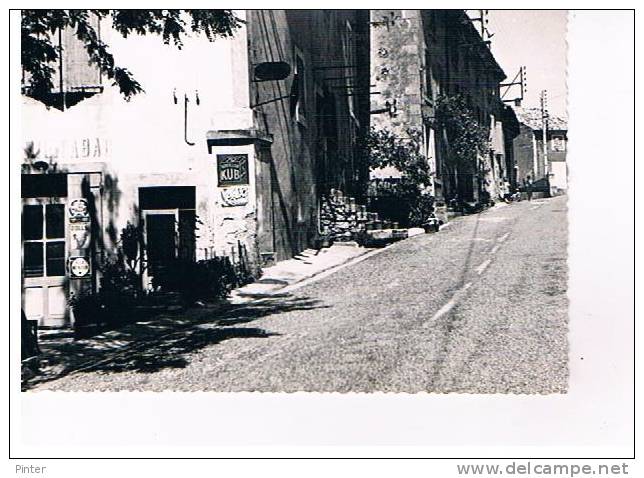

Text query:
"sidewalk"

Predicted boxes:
[[231, 243, 374, 300], [232, 226, 431, 300]]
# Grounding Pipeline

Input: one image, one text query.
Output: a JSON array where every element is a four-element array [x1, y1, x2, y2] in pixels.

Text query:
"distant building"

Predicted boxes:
[[512, 107, 568, 195], [20, 10, 370, 326]]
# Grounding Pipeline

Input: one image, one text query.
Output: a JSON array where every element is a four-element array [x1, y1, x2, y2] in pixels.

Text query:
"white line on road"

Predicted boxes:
[[489, 244, 500, 254], [424, 282, 472, 325], [497, 232, 510, 243], [475, 259, 492, 275]]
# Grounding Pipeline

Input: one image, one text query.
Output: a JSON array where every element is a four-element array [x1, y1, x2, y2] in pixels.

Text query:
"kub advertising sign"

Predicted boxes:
[[217, 154, 249, 187]]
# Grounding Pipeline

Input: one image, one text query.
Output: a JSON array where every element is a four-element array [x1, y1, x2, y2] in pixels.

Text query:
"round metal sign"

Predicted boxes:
[[69, 257, 90, 278], [69, 198, 90, 223]]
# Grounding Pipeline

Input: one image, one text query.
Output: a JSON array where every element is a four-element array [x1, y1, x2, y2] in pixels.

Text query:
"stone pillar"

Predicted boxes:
[[206, 129, 273, 276]]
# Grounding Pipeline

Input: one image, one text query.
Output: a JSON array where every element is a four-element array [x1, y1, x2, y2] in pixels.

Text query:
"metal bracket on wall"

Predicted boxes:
[[174, 89, 200, 146]]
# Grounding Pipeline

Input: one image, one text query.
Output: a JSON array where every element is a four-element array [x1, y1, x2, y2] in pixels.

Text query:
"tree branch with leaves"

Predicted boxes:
[[21, 9, 242, 101]]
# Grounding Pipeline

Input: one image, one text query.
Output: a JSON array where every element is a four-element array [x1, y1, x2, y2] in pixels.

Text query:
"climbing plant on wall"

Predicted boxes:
[[434, 94, 490, 176]]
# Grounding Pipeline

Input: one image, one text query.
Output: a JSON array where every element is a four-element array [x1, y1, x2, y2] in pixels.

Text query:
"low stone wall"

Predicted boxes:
[[319, 190, 367, 243], [319, 189, 403, 244]]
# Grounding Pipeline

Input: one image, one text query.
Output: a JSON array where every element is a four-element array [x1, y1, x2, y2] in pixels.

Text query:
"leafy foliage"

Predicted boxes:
[[152, 257, 245, 303], [434, 94, 489, 173], [120, 222, 142, 271], [68, 290, 106, 328], [100, 255, 140, 304], [365, 127, 431, 190], [364, 127, 435, 226], [21, 9, 242, 100], [68, 256, 139, 330]]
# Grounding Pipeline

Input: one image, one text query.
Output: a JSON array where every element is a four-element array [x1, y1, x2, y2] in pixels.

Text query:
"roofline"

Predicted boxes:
[[519, 123, 569, 133], [450, 10, 507, 81]]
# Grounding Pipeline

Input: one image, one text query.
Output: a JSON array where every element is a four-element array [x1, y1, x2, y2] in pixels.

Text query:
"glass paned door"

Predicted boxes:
[[22, 199, 68, 326], [22, 203, 66, 278]]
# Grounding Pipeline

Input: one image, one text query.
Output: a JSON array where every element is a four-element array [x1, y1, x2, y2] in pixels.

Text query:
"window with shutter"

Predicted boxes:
[[22, 13, 103, 110]]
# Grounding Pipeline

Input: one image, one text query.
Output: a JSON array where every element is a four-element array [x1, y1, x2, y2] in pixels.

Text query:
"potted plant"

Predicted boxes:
[[69, 290, 106, 338]]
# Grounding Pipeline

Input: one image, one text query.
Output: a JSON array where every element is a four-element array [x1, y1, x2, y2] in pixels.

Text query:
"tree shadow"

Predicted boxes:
[[24, 295, 329, 390]]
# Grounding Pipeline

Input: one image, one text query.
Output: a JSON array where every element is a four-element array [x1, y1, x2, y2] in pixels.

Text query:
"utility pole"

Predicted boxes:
[[500, 66, 526, 106], [540, 90, 550, 192], [470, 10, 491, 43], [479, 10, 486, 38]]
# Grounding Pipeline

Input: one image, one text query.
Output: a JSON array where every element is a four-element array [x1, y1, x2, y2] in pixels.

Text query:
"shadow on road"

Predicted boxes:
[[24, 296, 328, 390]]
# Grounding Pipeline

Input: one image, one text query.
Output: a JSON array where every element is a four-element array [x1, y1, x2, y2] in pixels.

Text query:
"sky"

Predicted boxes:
[[482, 10, 568, 118]]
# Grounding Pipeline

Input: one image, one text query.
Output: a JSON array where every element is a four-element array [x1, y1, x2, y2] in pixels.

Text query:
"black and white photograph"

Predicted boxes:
[[9, 4, 635, 472], [18, 8, 571, 393]]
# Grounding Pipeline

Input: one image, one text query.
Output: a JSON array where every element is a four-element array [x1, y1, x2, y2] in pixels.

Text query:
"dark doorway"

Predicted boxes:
[[138, 186, 196, 286], [145, 214, 176, 277], [315, 91, 339, 195]]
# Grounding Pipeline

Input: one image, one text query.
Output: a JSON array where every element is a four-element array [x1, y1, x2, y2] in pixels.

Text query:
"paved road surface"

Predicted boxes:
[[36, 196, 568, 393]]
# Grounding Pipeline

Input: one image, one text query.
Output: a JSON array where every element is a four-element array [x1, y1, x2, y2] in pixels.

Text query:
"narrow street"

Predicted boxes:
[[36, 196, 568, 393]]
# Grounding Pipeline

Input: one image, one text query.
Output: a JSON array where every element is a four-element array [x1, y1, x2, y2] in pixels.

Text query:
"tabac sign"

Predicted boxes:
[[217, 154, 249, 187]]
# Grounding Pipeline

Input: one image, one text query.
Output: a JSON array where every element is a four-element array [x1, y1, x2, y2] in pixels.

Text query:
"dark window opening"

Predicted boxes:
[[23, 205, 43, 240], [24, 242, 44, 278], [46, 204, 65, 239], [46, 241, 66, 276]]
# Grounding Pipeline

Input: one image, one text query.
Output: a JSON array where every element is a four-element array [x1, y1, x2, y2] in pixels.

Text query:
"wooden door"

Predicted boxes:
[[22, 199, 68, 327]]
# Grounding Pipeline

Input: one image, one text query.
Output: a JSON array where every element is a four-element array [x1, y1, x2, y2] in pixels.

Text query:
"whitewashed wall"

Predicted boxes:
[[21, 11, 257, 262]]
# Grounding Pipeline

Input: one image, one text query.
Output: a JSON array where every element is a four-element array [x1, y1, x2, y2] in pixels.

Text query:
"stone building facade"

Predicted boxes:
[[247, 10, 371, 262], [20, 10, 370, 326], [369, 9, 516, 211]]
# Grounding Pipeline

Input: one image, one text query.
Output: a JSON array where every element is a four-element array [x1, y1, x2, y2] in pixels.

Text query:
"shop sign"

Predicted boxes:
[[70, 223, 91, 249], [221, 186, 249, 207], [68, 256, 91, 279], [69, 198, 90, 223], [217, 154, 249, 187], [68, 198, 91, 249], [24, 137, 109, 162]]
